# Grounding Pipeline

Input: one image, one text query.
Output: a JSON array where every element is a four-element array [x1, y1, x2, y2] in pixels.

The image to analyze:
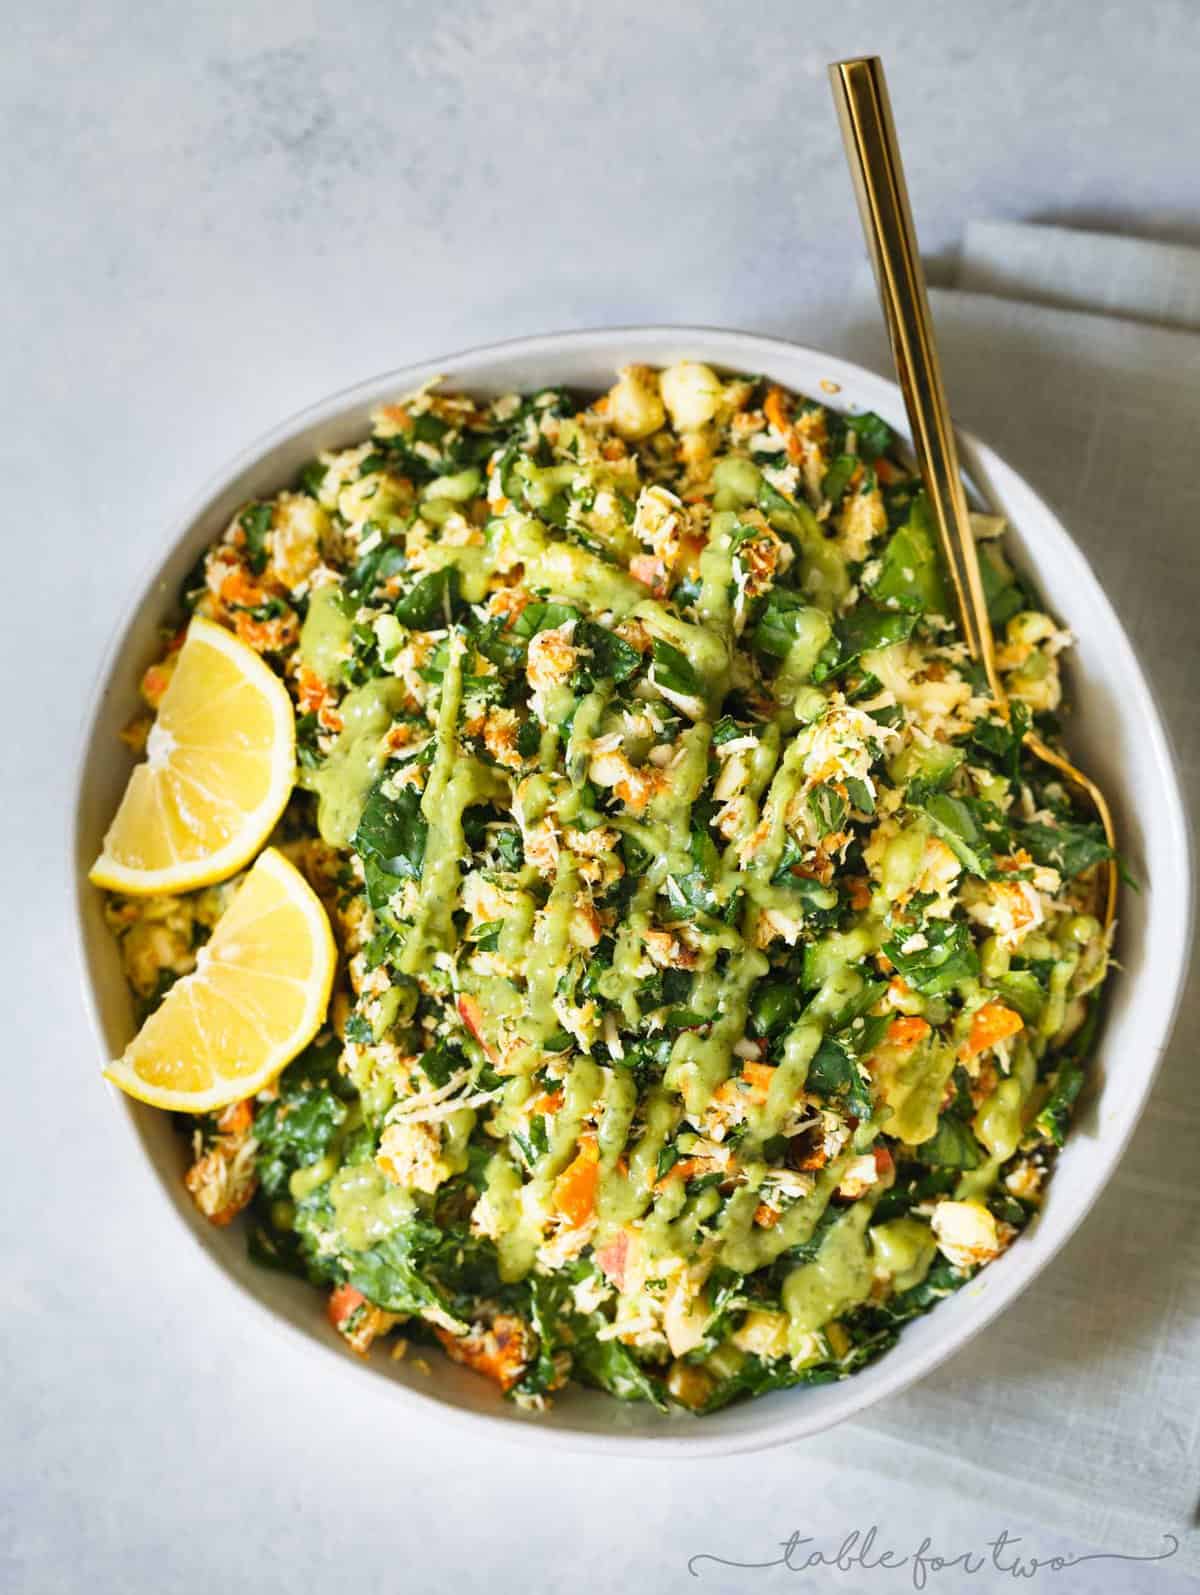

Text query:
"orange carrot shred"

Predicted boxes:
[[552, 1136, 599, 1228], [962, 1002, 1024, 1059], [887, 1015, 931, 1050]]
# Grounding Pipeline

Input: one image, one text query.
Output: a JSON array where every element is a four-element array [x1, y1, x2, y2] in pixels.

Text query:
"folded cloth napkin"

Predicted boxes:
[[959, 219, 1200, 330], [814, 221, 1200, 1572]]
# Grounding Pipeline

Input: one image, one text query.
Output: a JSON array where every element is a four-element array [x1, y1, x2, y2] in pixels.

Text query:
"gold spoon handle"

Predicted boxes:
[[828, 55, 1001, 700], [829, 54, 1118, 930]]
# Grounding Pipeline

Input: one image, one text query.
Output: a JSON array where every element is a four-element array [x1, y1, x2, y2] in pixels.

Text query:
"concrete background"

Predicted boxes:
[[3, 3, 1198, 1592]]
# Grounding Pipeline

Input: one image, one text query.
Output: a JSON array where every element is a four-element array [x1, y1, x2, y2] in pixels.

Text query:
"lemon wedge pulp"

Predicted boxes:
[[104, 848, 336, 1111], [89, 616, 295, 895]]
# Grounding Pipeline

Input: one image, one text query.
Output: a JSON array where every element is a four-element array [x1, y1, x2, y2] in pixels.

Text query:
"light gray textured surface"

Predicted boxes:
[[3, 3, 1199, 1593]]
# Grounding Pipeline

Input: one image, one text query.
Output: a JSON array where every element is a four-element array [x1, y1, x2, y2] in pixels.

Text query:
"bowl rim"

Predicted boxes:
[[70, 323, 1195, 1457]]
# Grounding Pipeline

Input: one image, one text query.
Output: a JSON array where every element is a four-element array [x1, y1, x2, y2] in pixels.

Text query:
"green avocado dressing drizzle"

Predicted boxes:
[[523, 854, 578, 1040], [781, 1192, 879, 1347], [303, 677, 409, 847], [398, 635, 508, 974]]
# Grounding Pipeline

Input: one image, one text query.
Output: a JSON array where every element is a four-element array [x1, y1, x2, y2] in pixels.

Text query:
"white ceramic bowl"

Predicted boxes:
[[73, 327, 1192, 1455]]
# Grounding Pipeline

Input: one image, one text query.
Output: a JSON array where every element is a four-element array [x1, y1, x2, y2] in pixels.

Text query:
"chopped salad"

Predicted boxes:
[[103, 363, 1114, 1413]]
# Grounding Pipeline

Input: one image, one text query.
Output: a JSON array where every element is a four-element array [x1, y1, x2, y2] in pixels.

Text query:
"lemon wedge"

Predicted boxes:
[[104, 848, 336, 1111], [89, 616, 295, 895]]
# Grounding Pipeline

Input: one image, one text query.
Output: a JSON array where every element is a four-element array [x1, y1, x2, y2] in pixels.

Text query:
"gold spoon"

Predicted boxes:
[[828, 54, 1118, 929]]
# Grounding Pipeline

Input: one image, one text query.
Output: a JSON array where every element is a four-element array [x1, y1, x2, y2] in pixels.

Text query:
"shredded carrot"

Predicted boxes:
[[675, 530, 707, 572], [119, 715, 151, 754], [219, 566, 268, 608], [139, 662, 174, 710], [763, 386, 792, 437], [656, 1155, 704, 1190], [763, 386, 805, 464], [629, 553, 668, 595], [595, 1230, 631, 1288], [792, 1131, 829, 1172], [740, 1061, 776, 1093], [887, 1015, 931, 1051], [845, 874, 872, 912], [962, 1001, 1024, 1059], [996, 849, 1034, 873], [790, 856, 833, 885], [714, 1060, 776, 1113], [753, 1202, 781, 1229], [217, 1099, 254, 1137], [297, 666, 330, 715], [456, 995, 498, 1062], [433, 1315, 529, 1391], [378, 403, 412, 432], [553, 1135, 599, 1228], [327, 1284, 366, 1332]]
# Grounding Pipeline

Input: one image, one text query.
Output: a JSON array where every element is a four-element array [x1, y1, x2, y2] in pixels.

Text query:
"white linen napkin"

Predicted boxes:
[[816, 222, 1200, 1571]]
